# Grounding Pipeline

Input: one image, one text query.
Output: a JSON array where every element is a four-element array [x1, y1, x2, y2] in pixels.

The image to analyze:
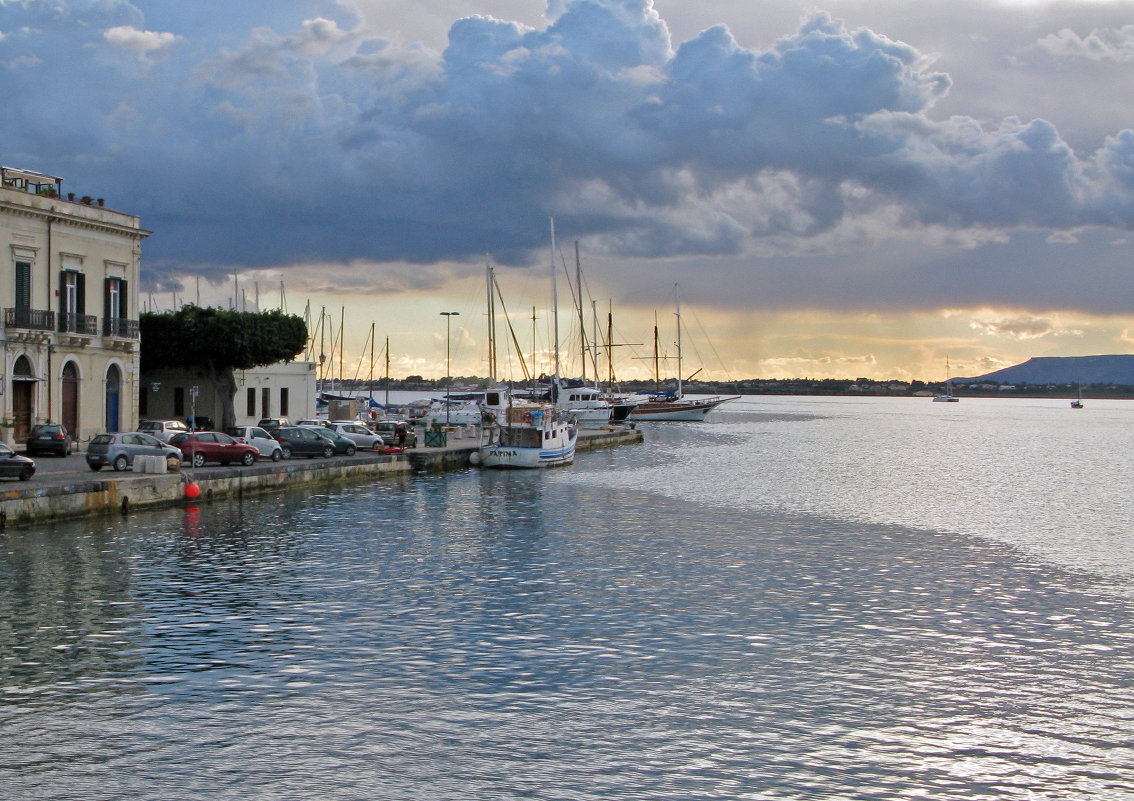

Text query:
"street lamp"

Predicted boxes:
[[440, 312, 459, 427]]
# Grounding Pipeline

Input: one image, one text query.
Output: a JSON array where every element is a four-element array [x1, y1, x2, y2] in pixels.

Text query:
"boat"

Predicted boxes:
[[473, 403, 577, 469], [628, 284, 737, 422], [933, 358, 960, 402], [1071, 381, 1084, 409]]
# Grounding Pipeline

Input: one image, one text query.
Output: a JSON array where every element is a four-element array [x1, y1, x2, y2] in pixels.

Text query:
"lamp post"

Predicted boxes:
[[440, 311, 459, 427]]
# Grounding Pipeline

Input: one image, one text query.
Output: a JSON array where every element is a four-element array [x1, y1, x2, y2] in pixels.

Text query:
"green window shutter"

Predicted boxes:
[[15, 262, 31, 308]]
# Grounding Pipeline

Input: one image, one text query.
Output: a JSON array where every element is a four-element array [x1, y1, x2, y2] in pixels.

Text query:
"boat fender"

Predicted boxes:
[[522, 411, 534, 424], [469, 451, 481, 466]]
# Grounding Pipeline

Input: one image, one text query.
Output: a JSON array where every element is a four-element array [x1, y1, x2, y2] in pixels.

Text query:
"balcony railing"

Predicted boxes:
[[59, 312, 99, 336], [4, 307, 55, 331], [103, 317, 139, 339]]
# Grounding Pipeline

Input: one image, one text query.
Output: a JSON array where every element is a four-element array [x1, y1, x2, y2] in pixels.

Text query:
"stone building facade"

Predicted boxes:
[[0, 166, 148, 445]]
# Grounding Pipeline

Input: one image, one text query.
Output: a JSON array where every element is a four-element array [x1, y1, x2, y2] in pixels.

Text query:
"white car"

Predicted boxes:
[[326, 421, 384, 450], [226, 425, 284, 462], [138, 419, 191, 443]]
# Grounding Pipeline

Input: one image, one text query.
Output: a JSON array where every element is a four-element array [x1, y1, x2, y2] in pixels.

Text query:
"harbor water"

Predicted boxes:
[[2, 396, 1132, 799]]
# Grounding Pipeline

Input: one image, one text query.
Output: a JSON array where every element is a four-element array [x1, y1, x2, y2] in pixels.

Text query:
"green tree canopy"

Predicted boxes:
[[140, 306, 307, 373]]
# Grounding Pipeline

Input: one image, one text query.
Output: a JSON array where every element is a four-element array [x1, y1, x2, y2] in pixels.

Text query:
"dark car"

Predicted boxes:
[[272, 426, 335, 459], [308, 426, 357, 456], [186, 415, 214, 432], [26, 423, 73, 456], [170, 431, 259, 468], [257, 417, 292, 432], [0, 441, 35, 481], [374, 419, 416, 449], [86, 432, 182, 472]]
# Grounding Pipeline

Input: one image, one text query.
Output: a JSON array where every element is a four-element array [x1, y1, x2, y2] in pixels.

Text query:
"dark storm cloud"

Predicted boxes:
[[3, 0, 1133, 289]]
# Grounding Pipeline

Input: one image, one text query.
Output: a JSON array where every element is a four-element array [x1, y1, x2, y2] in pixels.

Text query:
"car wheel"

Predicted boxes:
[[281, 446, 293, 459], [113, 455, 129, 472], [89, 464, 102, 472], [192, 453, 206, 468], [271, 449, 282, 462], [345, 444, 356, 456], [241, 452, 255, 466], [322, 446, 334, 459], [18, 467, 32, 481]]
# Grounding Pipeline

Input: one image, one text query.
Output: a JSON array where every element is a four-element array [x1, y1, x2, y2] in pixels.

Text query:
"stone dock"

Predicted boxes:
[[0, 426, 643, 529]]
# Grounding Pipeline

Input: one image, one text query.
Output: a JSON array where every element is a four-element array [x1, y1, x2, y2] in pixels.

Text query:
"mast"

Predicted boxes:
[[653, 312, 660, 394], [550, 218, 560, 383], [368, 321, 375, 403], [576, 240, 585, 383], [675, 283, 682, 399], [486, 260, 497, 382]]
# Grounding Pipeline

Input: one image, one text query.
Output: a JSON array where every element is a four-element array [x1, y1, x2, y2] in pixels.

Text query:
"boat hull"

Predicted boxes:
[[477, 430, 577, 469], [628, 396, 734, 422]]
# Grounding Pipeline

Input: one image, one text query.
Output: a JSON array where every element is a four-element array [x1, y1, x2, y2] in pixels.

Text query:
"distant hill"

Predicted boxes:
[[960, 355, 1134, 385]]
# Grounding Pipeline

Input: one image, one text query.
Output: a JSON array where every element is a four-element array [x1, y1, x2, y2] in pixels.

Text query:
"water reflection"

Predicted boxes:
[[1, 410, 1133, 799]]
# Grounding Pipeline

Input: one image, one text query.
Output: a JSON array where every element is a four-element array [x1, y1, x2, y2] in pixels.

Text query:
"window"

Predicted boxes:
[[261, 387, 270, 419], [174, 387, 185, 416], [15, 261, 31, 308], [247, 388, 256, 417], [280, 387, 289, 416], [104, 277, 125, 319], [140, 386, 148, 417]]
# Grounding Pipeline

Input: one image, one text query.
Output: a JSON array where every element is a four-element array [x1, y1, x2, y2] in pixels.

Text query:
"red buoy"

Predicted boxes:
[[184, 482, 201, 500]]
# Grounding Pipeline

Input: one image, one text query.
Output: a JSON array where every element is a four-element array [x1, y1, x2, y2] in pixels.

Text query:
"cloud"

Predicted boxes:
[[1035, 25, 1134, 62], [968, 312, 1084, 340], [104, 25, 180, 55], [4, 0, 1134, 317]]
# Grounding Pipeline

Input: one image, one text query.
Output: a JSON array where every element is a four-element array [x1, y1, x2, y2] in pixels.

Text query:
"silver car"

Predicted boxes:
[[326, 421, 384, 450], [87, 432, 182, 472], [227, 426, 284, 462]]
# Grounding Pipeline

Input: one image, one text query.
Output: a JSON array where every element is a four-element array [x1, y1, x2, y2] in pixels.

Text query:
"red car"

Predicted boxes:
[[169, 431, 259, 468]]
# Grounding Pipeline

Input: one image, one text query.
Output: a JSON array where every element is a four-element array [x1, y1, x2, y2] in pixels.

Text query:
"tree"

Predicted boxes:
[[140, 306, 308, 429]]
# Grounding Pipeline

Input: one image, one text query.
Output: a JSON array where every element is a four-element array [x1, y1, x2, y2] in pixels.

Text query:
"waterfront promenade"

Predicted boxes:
[[0, 425, 643, 529]]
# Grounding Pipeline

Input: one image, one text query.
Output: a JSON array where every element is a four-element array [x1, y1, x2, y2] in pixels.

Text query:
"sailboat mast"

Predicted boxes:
[[368, 321, 375, 403], [486, 260, 497, 382], [576, 240, 585, 383], [550, 218, 560, 382], [384, 336, 390, 409], [675, 283, 682, 399]]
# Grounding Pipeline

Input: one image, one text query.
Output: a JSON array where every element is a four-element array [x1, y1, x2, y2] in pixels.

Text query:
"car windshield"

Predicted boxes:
[[91, 434, 113, 445]]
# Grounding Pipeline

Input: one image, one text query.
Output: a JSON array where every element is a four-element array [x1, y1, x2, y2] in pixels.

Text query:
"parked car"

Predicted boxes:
[[186, 415, 214, 431], [138, 419, 191, 443], [170, 431, 259, 468], [374, 419, 416, 449], [0, 442, 35, 481], [306, 426, 357, 456], [87, 432, 182, 472], [227, 426, 284, 462], [257, 417, 292, 432], [272, 426, 336, 459], [295, 418, 326, 428], [325, 421, 383, 450], [26, 423, 73, 456]]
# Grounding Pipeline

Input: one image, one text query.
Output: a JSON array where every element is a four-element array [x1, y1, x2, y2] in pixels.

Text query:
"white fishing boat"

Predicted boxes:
[[629, 284, 737, 422], [473, 404, 577, 469]]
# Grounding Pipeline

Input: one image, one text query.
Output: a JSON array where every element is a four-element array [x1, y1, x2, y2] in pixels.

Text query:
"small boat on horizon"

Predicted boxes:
[[933, 358, 960, 403]]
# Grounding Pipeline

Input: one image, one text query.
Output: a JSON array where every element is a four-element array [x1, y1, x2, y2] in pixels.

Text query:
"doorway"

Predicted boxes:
[[105, 365, 121, 433], [12, 356, 34, 441], [62, 362, 79, 438]]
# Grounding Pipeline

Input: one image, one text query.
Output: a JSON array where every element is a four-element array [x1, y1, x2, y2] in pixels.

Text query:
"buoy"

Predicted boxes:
[[184, 482, 201, 500]]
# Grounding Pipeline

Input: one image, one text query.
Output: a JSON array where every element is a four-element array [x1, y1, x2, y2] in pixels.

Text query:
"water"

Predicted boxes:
[[2, 396, 1132, 800]]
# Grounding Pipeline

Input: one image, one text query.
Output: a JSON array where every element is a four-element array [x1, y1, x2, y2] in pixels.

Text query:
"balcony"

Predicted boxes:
[[59, 312, 99, 336], [4, 307, 55, 331], [104, 317, 139, 339]]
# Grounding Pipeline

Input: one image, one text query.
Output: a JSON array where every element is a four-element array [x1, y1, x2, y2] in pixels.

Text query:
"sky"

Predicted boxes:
[[4, 0, 1134, 382]]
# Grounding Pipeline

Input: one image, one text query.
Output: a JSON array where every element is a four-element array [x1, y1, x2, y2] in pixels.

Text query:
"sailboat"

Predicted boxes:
[[1071, 381, 1084, 409], [628, 284, 737, 422], [475, 219, 578, 468], [933, 358, 960, 402]]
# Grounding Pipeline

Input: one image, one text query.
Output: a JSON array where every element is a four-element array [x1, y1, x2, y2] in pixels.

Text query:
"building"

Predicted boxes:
[[139, 360, 317, 428], [1, 166, 148, 444]]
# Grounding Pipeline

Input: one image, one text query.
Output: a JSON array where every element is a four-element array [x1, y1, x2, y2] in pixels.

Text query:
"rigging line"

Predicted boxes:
[[349, 323, 374, 387], [492, 274, 532, 382], [685, 303, 736, 383]]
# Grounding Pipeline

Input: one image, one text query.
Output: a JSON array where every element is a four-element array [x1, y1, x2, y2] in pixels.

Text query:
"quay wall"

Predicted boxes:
[[0, 426, 642, 529]]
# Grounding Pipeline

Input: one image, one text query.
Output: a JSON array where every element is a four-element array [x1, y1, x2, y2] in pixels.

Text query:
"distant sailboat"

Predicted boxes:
[[1071, 380, 1084, 409], [933, 358, 960, 402]]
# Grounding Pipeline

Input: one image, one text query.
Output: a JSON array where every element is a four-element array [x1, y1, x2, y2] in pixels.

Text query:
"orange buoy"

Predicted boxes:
[[184, 482, 201, 500]]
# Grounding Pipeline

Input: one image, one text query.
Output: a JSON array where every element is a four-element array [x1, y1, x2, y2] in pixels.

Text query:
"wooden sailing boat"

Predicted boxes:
[[628, 284, 737, 422]]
